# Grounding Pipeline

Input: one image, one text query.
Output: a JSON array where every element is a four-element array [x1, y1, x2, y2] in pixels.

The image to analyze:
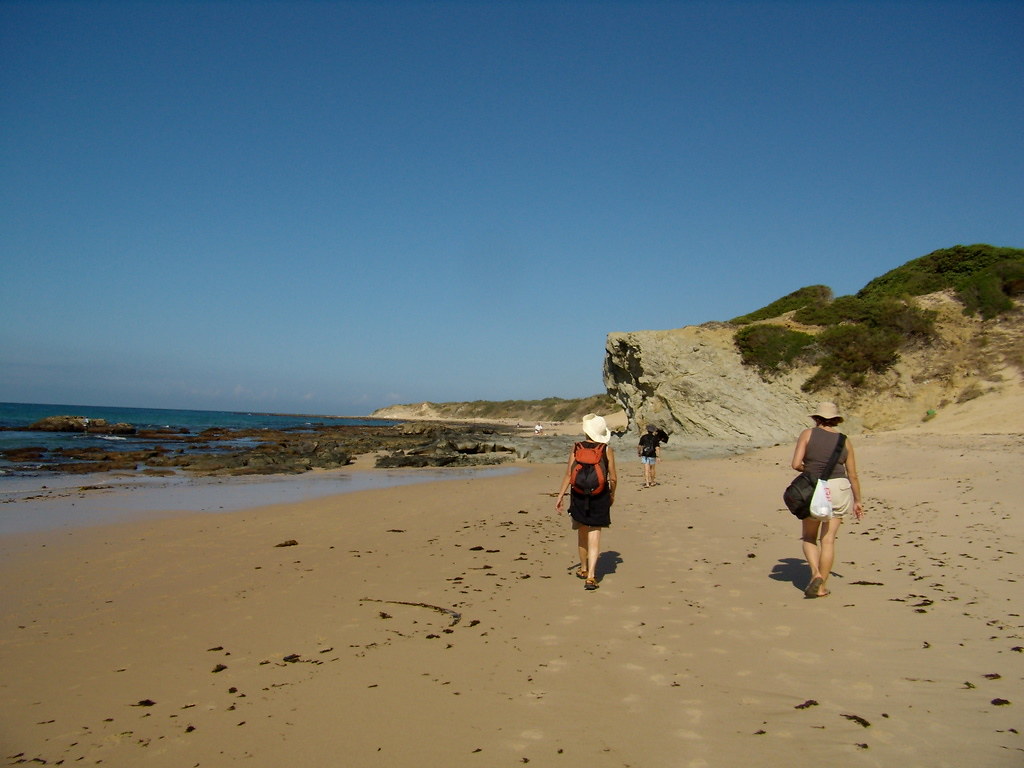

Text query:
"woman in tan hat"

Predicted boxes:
[[555, 414, 618, 591], [790, 402, 864, 598]]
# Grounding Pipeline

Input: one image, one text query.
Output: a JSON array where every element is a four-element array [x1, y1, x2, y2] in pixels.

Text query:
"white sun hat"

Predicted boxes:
[[582, 413, 611, 444]]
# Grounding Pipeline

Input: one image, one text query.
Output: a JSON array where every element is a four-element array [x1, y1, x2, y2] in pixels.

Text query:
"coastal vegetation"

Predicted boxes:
[[733, 325, 817, 374], [729, 285, 832, 325], [858, 243, 1024, 318], [731, 244, 1023, 391]]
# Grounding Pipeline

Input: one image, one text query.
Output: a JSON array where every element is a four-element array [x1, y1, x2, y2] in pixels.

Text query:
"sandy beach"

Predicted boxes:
[[2, 403, 1022, 767]]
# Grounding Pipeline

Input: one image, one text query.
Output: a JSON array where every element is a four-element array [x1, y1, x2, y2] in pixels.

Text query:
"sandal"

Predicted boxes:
[[575, 568, 587, 579], [804, 577, 824, 599], [584, 578, 599, 591]]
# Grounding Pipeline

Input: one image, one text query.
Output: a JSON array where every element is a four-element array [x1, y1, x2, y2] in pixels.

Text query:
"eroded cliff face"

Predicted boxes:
[[604, 323, 815, 446], [604, 292, 1023, 445]]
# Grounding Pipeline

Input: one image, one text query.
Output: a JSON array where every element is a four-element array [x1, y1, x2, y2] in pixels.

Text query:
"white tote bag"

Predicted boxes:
[[809, 479, 834, 519]]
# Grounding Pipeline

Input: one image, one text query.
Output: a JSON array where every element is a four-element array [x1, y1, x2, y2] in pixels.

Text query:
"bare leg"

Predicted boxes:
[[801, 517, 841, 596], [801, 518, 823, 582], [577, 526, 589, 574], [586, 527, 601, 580], [816, 517, 842, 594]]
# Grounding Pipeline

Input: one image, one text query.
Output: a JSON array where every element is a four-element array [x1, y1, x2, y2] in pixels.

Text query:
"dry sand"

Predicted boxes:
[[1, 398, 1022, 767]]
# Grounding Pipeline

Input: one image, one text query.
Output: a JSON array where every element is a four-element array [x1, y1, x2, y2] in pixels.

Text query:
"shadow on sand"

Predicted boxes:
[[596, 550, 623, 580], [770, 557, 809, 593]]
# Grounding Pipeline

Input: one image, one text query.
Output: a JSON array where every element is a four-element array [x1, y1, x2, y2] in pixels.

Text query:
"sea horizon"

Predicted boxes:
[[0, 399, 378, 424]]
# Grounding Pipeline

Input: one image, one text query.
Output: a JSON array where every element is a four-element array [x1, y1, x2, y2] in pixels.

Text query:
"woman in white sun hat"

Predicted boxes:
[[555, 414, 618, 591], [790, 402, 864, 598]]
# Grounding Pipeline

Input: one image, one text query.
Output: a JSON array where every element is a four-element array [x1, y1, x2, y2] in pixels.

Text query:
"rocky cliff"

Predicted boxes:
[[604, 291, 1023, 447], [604, 323, 816, 446]]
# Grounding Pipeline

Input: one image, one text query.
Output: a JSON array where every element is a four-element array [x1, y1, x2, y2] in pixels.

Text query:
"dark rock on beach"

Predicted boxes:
[[2, 416, 573, 476], [25, 415, 137, 435]]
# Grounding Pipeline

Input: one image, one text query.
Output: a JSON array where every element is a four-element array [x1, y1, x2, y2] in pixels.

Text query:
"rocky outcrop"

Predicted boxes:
[[27, 416, 136, 435], [2, 420, 547, 474], [604, 323, 814, 448], [604, 292, 1023, 444]]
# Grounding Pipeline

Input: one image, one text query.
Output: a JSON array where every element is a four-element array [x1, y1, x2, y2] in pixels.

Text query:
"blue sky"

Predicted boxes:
[[2, 1, 1021, 416]]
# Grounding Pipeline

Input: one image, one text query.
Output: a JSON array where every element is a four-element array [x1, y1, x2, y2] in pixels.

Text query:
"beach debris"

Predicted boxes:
[[361, 598, 462, 627], [840, 713, 871, 727], [211, 664, 228, 673], [274, 539, 298, 547], [282, 654, 301, 663], [794, 699, 819, 709], [991, 698, 1011, 706], [132, 699, 156, 707]]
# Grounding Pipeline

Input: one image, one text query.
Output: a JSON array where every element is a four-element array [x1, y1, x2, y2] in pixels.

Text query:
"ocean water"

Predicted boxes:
[[0, 466, 519, 536], [0, 402, 522, 535], [0, 401, 396, 477]]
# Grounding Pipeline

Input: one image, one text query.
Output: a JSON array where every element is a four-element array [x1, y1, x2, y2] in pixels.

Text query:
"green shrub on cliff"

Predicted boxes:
[[957, 259, 1024, 319], [736, 295, 935, 390], [730, 285, 832, 324], [731, 243, 1020, 392], [801, 324, 903, 392], [734, 325, 817, 374], [859, 243, 1024, 318], [795, 295, 937, 337]]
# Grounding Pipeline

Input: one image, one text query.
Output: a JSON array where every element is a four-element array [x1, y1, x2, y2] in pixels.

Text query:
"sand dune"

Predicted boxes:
[[1, 401, 1022, 767]]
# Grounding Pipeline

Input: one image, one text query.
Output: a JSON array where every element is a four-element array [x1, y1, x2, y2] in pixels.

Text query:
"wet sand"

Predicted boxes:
[[1, 423, 1021, 767]]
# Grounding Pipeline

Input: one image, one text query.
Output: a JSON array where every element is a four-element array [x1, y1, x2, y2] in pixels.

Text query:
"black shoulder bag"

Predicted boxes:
[[783, 433, 846, 519]]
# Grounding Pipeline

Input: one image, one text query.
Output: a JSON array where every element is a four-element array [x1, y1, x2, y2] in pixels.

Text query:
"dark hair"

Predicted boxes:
[[812, 415, 843, 428]]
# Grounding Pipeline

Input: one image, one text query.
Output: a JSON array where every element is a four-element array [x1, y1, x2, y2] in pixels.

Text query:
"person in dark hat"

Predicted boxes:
[[790, 402, 864, 598], [637, 424, 661, 487]]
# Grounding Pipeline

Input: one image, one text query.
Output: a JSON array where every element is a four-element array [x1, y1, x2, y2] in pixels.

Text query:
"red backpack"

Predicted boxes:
[[570, 442, 608, 496]]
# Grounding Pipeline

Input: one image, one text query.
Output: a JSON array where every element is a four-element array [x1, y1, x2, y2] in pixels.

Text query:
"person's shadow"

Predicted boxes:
[[596, 550, 623, 580], [770, 557, 809, 593]]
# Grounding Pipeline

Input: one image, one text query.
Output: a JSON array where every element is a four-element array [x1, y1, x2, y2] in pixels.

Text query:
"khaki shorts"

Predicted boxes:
[[826, 477, 853, 517]]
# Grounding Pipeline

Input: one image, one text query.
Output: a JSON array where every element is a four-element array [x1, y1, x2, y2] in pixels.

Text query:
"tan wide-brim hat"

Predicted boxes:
[[810, 402, 843, 421], [582, 413, 611, 444]]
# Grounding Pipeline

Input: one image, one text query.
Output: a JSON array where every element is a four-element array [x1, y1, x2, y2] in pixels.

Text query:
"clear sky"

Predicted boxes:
[[2, 1, 1021, 416]]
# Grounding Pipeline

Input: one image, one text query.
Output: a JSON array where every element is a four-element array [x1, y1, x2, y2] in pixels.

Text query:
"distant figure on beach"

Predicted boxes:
[[555, 414, 617, 591], [790, 402, 864, 598], [637, 424, 661, 487], [534, 423, 544, 434]]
